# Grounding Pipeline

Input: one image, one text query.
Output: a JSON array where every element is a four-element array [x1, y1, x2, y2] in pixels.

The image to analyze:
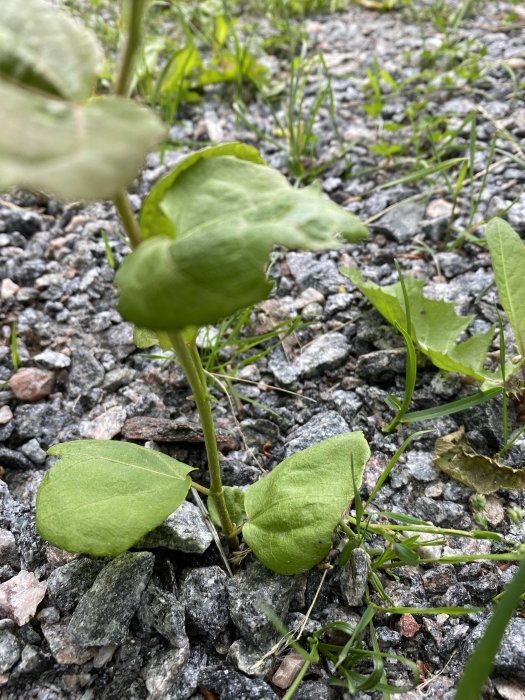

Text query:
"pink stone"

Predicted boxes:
[[9, 368, 55, 402], [271, 652, 305, 690], [41, 620, 97, 665], [400, 613, 421, 638], [0, 571, 47, 625]]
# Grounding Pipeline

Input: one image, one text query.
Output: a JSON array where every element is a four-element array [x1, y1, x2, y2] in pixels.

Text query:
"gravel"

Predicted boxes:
[[0, 0, 524, 697]]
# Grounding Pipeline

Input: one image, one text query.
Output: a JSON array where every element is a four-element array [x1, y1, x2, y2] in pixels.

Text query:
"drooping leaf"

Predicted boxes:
[[139, 143, 266, 239], [208, 486, 246, 529], [0, 86, 165, 200], [242, 433, 370, 575], [486, 218, 525, 358], [433, 427, 525, 494], [118, 150, 367, 330], [36, 440, 193, 556], [0, 0, 102, 100], [342, 267, 498, 382]]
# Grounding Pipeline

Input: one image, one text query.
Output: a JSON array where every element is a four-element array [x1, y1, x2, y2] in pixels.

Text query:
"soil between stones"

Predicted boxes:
[[0, 2, 525, 698]]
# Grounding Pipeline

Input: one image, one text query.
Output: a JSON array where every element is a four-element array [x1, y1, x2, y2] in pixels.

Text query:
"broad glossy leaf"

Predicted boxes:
[[118, 151, 367, 330], [486, 218, 525, 358], [0, 86, 165, 200], [434, 427, 525, 494], [36, 441, 193, 556], [208, 486, 246, 529], [139, 143, 266, 239], [242, 433, 370, 575], [0, 0, 102, 100], [342, 267, 498, 382]]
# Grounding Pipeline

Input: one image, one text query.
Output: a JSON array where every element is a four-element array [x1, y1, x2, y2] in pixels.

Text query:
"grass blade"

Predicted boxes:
[[400, 387, 502, 423], [455, 557, 525, 700]]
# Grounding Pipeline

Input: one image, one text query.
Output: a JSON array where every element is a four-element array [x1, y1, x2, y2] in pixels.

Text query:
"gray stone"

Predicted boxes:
[[463, 617, 525, 681], [138, 581, 187, 648], [330, 390, 362, 424], [227, 639, 273, 678], [355, 348, 406, 382], [294, 332, 350, 378], [47, 559, 105, 613], [405, 451, 438, 482], [422, 565, 456, 594], [324, 293, 353, 315], [68, 346, 105, 397], [0, 530, 18, 568], [228, 559, 304, 645], [286, 252, 347, 294], [145, 644, 190, 700], [339, 548, 370, 606], [20, 439, 47, 465], [285, 411, 349, 457], [181, 566, 229, 641], [170, 645, 208, 700], [0, 631, 21, 672], [198, 664, 278, 700], [292, 680, 339, 699], [138, 501, 213, 554], [0, 448, 33, 471], [10, 644, 44, 677], [374, 200, 426, 243], [434, 252, 470, 278], [69, 552, 154, 646], [375, 627, 401, 649], [33, 350, 71, 369]]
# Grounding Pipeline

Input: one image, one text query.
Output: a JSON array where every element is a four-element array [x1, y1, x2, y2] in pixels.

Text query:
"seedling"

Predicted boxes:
[[1, 0, 372, 575]]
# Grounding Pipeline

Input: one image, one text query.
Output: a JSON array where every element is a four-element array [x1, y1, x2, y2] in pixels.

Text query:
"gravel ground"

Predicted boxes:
[[1, 1, 525, 698]]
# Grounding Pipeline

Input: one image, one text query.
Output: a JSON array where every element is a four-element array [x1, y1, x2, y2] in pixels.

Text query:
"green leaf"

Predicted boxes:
[[242, 433, 370, 575], [159, 42, 201, 95], [208, 486, 246, 529], [341, 267, 497, 382], [118, 150, 367, 330], [133, 326, 172, 351], [433, 427, 525, 494], [455, 557, 525, 700], [139, 143, 266, 239], [36, 440, 193, 556], [486, 217, 525, 358], [0, 0, 102, 100], [0, 87, 165, 200]]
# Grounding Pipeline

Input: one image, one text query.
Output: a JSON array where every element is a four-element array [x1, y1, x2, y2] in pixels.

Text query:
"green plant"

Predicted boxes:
[[342, 218, 525, 434], [2, 0, 373, 575]]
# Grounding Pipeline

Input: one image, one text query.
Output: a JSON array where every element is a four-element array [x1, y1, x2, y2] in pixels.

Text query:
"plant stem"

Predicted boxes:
[[191, 481, 210, 496], [112, 1, 149, 250], [113, 190, 143, 248], [169, 331, 238, 548], [115, 0, 149, 98]]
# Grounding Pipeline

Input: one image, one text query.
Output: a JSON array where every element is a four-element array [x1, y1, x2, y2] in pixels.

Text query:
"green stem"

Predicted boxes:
[[115, 0, 149, 98], [169, 331, 238, 548], [113, 190, 143, 248], [191, 481, 210, 496]]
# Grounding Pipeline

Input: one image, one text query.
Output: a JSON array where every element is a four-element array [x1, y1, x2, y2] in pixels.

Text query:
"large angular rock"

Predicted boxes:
[[284, 411, 350, 457], [69, 552, 154, 646], [138, 501, 213, 554], [180, 566, 229, 641]]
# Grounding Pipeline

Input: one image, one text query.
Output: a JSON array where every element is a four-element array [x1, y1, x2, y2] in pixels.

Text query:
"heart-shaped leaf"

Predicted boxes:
[[36, 441, 193, 557], [139, 143, 266, 239], [0, 85, 165, 200], [1, 0, 102, 100], [242, 433, 370, 575], [117, 148, 367, 330]]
